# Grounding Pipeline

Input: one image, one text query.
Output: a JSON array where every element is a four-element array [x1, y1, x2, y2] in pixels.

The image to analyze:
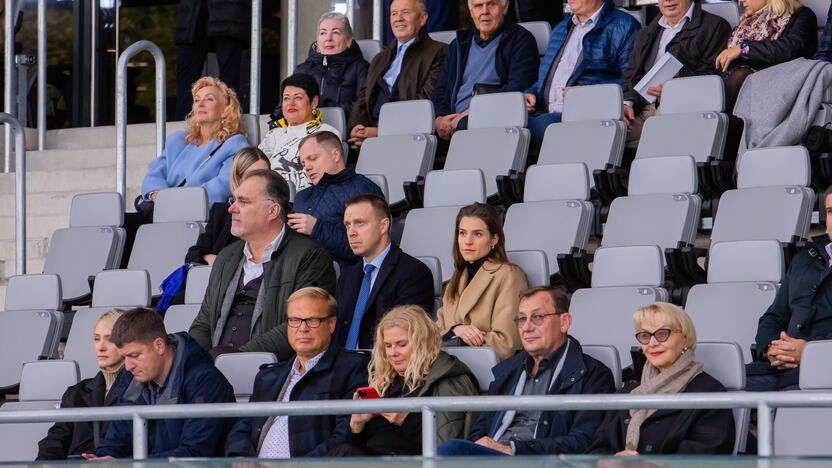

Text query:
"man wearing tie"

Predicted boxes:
[[336, 194, 435, 349]]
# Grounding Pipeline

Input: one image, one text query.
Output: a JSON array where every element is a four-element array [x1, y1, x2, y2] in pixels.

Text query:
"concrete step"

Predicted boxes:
[[24, 144, 158, 172], [0, 166, 147, 195], [0, 127, 39, 153], [0, 256, 47, 279], [0, 191, 76, 218], [0, 213, 69, 240], [0, 238, 49, 263], [44, 121, 188, 150]]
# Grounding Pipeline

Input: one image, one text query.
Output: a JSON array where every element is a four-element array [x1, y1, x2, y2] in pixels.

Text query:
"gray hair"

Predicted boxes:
[[467, 0, 509, 9], [391, 0, 428, 11], [318, 11, 354, 39]]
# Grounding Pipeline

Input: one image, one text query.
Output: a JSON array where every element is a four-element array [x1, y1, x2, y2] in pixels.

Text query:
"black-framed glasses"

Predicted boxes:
[[634, 328, 677, 345], [513, 312, 564, 327], [287, 315, 334, 328]]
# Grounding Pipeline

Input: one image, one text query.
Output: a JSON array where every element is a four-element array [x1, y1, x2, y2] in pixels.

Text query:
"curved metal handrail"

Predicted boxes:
[[0, 113, 26, 274]]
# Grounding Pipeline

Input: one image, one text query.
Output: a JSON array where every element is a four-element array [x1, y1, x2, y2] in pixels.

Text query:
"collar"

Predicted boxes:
[[825, 241, 832, 262], [397, 36, 417, 50], [658, 2, 694, 29], [275, 108, 324, 130], [316, 166, 356, 187], [243, 226, 285, 264], [572, 4, 604, 26], [523, 338, 568, 377], [292, 349, 327, 375], [473, 21, 507, 47], [364, 242, 392, 270], [148, 346, 177, 397]]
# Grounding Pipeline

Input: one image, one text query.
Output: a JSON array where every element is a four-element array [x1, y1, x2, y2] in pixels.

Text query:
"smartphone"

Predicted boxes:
[[356, 386, 381, 399]]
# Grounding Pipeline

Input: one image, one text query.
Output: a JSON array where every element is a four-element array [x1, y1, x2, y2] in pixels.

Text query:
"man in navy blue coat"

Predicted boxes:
[[288, 131, 384, 267], [335, 194, 435, 350], [84, 308, 236, 459], [225, 287, 368, 457], [438, 286, 615, 456]]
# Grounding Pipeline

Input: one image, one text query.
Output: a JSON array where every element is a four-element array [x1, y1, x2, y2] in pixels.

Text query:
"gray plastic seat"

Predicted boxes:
[[19, 360, 80, 402], [0, 310, 59, 390], [686, 240, 782, 362], [365, 174, 389, 201], [423, 169, 486, 208], [518, 21, 551, 56], [507, 250, 549, 287], [444, 346, 498, 392], [415, 256, 443, 316], [129, 188, 206, 296], [356, 39, 382, 63], [570, 245, 669, 367], [695, 342, 748, 454], [185, 264, 212, 304], [618, 7, 646, 25], [164, 265, 211, 334], [539, 85, 626, 184], [428, 29, 456, 44], [241, 113, 260, 145], [5, 274, 64, 359], [582, 344, 622, 390], [602, 156, 701, 250], [64, 270, 151, 380], [702, 1, 741, 28], [445, 92, 530, 197], [215, 352, 277, 402], [318, 106, 347, 139], [43, 192, 125, 302]]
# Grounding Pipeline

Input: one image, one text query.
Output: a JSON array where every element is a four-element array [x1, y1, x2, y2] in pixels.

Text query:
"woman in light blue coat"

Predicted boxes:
[[140, 76, 249, 205]]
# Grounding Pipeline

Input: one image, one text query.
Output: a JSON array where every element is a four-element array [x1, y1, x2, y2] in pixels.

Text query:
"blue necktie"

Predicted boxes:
[[383, 43, 407, 91], [345, 264, 376, 349]]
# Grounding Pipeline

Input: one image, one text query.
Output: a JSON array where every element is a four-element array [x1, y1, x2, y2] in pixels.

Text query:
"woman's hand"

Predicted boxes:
[[715, 45, 742, 72], [453, 324, 486, 346], [149, 192, 158, 203], [381, 412, 409, 426], [349, 391, 375, 433]]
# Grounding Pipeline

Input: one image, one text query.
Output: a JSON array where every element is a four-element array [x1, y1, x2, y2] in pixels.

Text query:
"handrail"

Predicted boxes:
[[373, 0, 383, 41], [2, 391, 832, 459], [37, 0, 46, 150], [4, 0, 15, 172], [0, 113, 26, 274], [250, 0, 262, 115], [90, 0, 98, 127], [115, 40, 166, 208], [287, 0, 298, 73]]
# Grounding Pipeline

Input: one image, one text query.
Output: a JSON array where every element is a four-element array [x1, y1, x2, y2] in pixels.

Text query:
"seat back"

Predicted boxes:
[[378, 99, 435, 136], [523, 163, 591, 202], [507, 250, 549, 287], [69, 192, 123, 228], [695, 341, 748, 454], [215, 352, 278, 402], [356, 39, 382, 63], [799, 340, 832, 390], [637, 113, 726, 163], [153, 187, 209, 224], [5, 274, 62, 312], [64, 307, 122, 380], [185, 265, 213, 304], [582, 344, 622, 389], [19, 360, 80, 402], [0, 311, 57, 389], [518, 21, 551, 56], [505, 200, 591, 273], [444, 346, 499, 392], [423, 169, 486, 208], [164, 304, 201, 334], [401, 206, 462, 282], [428, 30, 456, 44], [661, 75, 725, 115], [357, 134, 435, 205], [128, 223, 202, 296], [318, 107, 347, 139], [702, 1, 741, 28], [0, 400, 61, 461], [91, 269, 151, 308], [562, 84, 623, 122], [415, 256, 443, 316], [468, 92, 527, 129], [446, 128, 528, 197], [241, 113, 261, 145], [736, 146, 811, 189]]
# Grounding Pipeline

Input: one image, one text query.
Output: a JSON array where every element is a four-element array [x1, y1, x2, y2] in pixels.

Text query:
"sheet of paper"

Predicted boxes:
[[634, 52, 684, 103]]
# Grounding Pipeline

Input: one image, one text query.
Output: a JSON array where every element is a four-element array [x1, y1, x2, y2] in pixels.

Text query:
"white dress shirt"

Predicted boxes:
[[655, 3, 695, 64], [241, 226, 285, 285], [547, 6, 604, 113]]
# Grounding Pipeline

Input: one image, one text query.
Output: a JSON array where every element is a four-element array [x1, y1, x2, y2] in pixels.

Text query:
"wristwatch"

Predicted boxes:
[[740, 40, 750, 58]]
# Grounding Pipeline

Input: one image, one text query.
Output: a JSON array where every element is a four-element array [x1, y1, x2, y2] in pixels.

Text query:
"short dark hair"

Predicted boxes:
[[519, 286, 570, 315], [243, 169, 292, 221], [823, 185, 832, 208], [298, 131, 343, 156], [109, 307, 168, 347], [280, 73, 320, 101], [346, 193, 391, 224]]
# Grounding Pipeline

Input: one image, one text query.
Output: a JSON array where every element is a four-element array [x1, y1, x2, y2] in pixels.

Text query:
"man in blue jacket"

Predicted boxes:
[[288, 131, 384, 267], [83, 308, 236, 459], [431, 0, 539, 141], [225, 287, 369, 457], [524, 0, 640, 152], [438, 285, 615, 456]]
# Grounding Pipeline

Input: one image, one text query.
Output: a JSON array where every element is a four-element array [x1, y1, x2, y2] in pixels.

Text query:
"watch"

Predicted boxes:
[[740, 40, 750, 58]]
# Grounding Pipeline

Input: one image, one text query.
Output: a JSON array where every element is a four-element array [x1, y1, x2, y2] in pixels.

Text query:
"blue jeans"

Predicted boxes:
[[528, 112, 563, 155], [437, 439, 509, 456]]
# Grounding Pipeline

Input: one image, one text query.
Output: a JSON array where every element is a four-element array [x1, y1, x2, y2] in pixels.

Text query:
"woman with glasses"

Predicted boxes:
[[588, 302, 735, 455], [436, 203, 529, 360], [331, 305, 479, 456]]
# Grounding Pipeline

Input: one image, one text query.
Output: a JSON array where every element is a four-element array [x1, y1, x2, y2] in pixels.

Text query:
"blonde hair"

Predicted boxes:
[[368, 305, 440, 396], [230, 147, 271, 191], [184, 77, 244, 145], [286, 287, 337, 315], [633, 302, 697, 350], [766, 0, 801, 17], [94, 308, 126, 333]]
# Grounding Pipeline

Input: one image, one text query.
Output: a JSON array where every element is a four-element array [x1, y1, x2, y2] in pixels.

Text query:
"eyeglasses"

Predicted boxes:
[[287, 316, 333, 328], [228, 196, 278, 206], [634, 328, 677, 345], [513, 312, 564, 327]]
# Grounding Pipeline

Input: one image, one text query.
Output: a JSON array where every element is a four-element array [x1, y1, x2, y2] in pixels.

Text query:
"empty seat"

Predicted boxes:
[[570, 246, 669, 366], [5, 274, 64, 359], [702, 1, 741, 28], [215, 352, 277, 402], [695, 342, 749, 454], [518, 21, 551, 56], [686, 240, 782, 362], [582, 344, 623, 390], [356, 39, 383, 63], [43, 192, 125, 303], [428, 30, 456, 44], [19, 360, 80, 402], [444, 92, 530, 198], [423, 169, 486, 208], [241, 113, 260, 145], [318, 106, 347, 139], [416, 256, 443, 315], [507, 250, 549, 287], [365, 174, 389, 201], [444, 346, 499, 392], [356, 100, 437, 206], [185, 264, 212, 304], [0, 310, 61, 391], [164, 265, 212, 334], [128, 187, 206, 296]]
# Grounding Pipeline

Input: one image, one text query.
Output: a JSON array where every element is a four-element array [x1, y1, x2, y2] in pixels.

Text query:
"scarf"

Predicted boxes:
[[270, 108, 324, 131], [625, 349, 703, 451], [103, 363, 124, 395], [728, 6, 792, 48]]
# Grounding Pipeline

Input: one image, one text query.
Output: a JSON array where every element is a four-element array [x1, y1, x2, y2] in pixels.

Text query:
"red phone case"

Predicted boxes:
[[356, 386, 381, 399]]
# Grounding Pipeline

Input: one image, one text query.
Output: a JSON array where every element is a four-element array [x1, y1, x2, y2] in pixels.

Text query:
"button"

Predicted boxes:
[[542, 420, 548, 425], [645, 445, 653, 452], [797, 324, 803, 329], [232, 326, 237, 331], [570, 377, 575, 382], [811, 285, 818, 293], [534, 379, 539, 383]]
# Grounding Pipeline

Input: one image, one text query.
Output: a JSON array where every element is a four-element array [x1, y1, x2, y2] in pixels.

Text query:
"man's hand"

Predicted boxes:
[[623, 104, 635, 130], [435, 115, 457, 140], [475, 436, 513, 455], [286, 213, 318, 235], [81, 454, 114, 460], [454, 324, 486, 346], [646, 83, 663, 99], [202, 253, 217, 266], [348, 125, 379, 150], [524, 93, 537, 113], [615, 450, 639, 456], [715, 45, 742, 72], [767, 332, 807, 369]]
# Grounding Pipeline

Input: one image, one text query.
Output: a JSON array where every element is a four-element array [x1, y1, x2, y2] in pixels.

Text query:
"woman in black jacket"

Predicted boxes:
[[37, 309, 128, 459], [291, 11, 369, 119], [184, 147, 271, 265], [588, 303, 735, 456]]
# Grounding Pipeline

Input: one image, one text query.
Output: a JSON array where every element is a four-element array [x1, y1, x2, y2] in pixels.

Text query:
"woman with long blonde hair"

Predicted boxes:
[[331, 305, 478, 456]]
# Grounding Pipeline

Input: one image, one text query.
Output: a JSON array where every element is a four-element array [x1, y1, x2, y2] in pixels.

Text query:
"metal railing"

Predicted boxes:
[[0, 113, 26, 274], [36, 0, 45, 150], [250, 0, 262, 115], [4, 0, 15, 173], [115, 40, 166, 206], [1, 391, 831, 459]]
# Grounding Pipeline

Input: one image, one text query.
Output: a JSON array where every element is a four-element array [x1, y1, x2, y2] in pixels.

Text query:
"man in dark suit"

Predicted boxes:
[[225, 287, 368, 457], [336, 194, 435, 349]]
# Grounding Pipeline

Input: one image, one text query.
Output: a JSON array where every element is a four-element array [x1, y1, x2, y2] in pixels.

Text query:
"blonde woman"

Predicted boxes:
[[185, 147, 272, 265], [588, 303, 735, 455], [37, 309, 128, 459], [140, 76, 249, 206], [332, 305, 479, 456]]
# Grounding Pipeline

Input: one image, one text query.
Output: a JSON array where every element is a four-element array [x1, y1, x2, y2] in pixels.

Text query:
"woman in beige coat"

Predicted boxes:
[[436, 203, 528, 360]]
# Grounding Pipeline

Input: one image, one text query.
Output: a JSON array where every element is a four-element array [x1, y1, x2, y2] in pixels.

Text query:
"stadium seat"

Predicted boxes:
[[42, 192, 125, 303], [617, 7, 646, 25], [19, 360, 80, 402], [0, 310, 61, 391], [128, 187, 206, 296], [518, 21, 551, 56], [444, 346, 499, 392], [356, 100, 437, 206], [686, 240, 783, 362], [803, 0, 829, 38], [241, 113, 261, 145], [702, 1, 741, 28], [215, 352, 277, 402], [444, 92, 530, 199], [582, 344, 623, 390], [422, 169, 486, 208], [415, 256, 443, 316], [318, 106, 347, 139], [774, 340, 832, 455], [507, 250, 549, 287], [365, 174, 389, 201], [695, 342, 749, 454], [164, 265, 211, 334], [569, 246, 669, 367], [428, 30, 456, 44], [64, 270, 152, 380], [4, 274, 64, 359], [356, 39, 383, 63]]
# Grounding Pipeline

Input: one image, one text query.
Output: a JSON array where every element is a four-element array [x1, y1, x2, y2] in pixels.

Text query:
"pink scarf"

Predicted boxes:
[[728, 6, 792, 48]]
